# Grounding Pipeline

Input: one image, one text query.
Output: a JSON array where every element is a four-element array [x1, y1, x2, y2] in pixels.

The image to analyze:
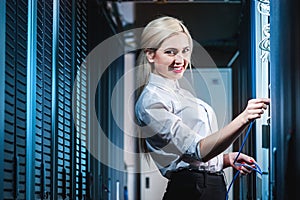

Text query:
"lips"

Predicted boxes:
[[172, 66, 183, 70], [170, 66, 184, 73]]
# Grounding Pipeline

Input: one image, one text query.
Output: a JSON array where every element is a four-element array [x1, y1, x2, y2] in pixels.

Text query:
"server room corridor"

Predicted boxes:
[[0, 0, 299, 200]]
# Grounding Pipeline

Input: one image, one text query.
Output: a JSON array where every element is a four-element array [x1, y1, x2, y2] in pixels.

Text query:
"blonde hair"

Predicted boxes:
[[135, 16, 193, 155], [136, 16, 193, 101]]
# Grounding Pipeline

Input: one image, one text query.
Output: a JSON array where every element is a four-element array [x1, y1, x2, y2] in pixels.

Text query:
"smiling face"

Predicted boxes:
[[146, 32, 192, 80]]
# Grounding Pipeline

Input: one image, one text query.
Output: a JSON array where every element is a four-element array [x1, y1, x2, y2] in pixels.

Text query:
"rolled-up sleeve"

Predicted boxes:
[[135, 93, 203, 161]]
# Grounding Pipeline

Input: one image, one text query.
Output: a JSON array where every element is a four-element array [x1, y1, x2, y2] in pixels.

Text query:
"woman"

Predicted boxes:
[[135, 16, 270, 200]]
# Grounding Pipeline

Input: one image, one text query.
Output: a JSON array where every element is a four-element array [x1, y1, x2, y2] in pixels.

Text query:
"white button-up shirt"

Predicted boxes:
[[135, 73, 223, 179]]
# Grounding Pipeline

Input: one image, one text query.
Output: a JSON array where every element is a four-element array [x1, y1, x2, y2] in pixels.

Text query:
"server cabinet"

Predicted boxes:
[[252, 0, 270, 199], [0, 0, 89, 199], [35, 1, 54, 199], [54, 0, 88, 199], [1, 0, 28, 199], [1, 1, 127, 199], [270, 0, 300, 199]]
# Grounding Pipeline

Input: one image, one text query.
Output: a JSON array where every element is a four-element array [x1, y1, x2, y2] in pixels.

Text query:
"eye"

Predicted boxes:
[[164, 49, 178, 56], [182, 47, 190, 54]]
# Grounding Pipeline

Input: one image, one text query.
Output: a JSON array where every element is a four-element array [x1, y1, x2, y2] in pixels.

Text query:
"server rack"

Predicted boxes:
[[0, 0, 126, 199]]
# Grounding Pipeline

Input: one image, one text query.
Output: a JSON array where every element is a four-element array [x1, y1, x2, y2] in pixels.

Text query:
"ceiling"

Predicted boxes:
[[134, 2, 242, 43], [133, 2, 244, 67]]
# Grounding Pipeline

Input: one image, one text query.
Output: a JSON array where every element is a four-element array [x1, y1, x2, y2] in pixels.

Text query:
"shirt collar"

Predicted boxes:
[[148, 73, 181, 91]]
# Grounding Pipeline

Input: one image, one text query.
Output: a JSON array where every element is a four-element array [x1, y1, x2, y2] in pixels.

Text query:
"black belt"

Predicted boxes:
[[174, 168, 224, 176], [170, 168, 225, 188], [190, 168, 224, 176]]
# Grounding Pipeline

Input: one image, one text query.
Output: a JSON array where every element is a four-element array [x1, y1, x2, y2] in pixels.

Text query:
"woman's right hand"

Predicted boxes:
[[240, 98, 270, 124], [199, 98, 270, 162]]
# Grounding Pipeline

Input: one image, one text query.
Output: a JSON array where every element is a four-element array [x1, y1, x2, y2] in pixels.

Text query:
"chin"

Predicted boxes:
[[172, 73, 184, 80]]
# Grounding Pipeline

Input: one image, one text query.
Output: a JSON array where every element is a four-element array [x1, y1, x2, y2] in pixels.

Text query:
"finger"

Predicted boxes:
[[236, 153, 252, 162], [248, 98, 270, 106], [248, 113, 262, 120], [238, 168, 250, 175], [240, 170, 252, 175], [247, 108, 264, 115], [243, 165, 254, 172], [240, 155, 255, 163], [239, 165, 252, 174], [248, 102, 268, 110], [262, 103, 269, 109], [253, 98, 270, 104]]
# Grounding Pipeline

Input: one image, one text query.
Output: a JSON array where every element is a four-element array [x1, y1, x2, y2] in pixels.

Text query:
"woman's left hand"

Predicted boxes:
[[224, 152, 258, 175]]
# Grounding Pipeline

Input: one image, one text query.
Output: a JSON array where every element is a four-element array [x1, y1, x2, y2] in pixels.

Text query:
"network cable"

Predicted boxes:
[[225, 121, 263, 200]]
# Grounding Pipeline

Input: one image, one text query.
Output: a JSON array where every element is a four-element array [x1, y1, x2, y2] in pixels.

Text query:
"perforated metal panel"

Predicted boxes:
[[5, 0, 28, 197], [73, 0, 88, 199], [1, 0, 89, 199], [0, 1, 129, 199], [54, 0, 88, 199], [35, 1, 53, 199], [3, 0, 28, 199]]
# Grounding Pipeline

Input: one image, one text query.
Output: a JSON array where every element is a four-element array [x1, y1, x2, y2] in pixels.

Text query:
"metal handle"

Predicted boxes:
[[270, 147, 277, 199], [62, 168, 67, 199], [40, 161, 48, 199], [86, 172, 92, 200]]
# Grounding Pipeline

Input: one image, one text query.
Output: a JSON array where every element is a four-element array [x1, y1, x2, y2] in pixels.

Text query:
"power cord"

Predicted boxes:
[[225, 121, 263, 200]]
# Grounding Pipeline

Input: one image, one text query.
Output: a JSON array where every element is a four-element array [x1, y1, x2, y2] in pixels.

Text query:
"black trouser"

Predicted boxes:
[[162, 169, 227, 200]]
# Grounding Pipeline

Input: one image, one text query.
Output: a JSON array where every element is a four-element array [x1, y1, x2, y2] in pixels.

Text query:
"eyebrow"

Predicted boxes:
[[162, 46, 190, 50]]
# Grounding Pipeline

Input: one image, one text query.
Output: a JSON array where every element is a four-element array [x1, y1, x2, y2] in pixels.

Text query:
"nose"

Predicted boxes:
[[174, 53, 184, 64]]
